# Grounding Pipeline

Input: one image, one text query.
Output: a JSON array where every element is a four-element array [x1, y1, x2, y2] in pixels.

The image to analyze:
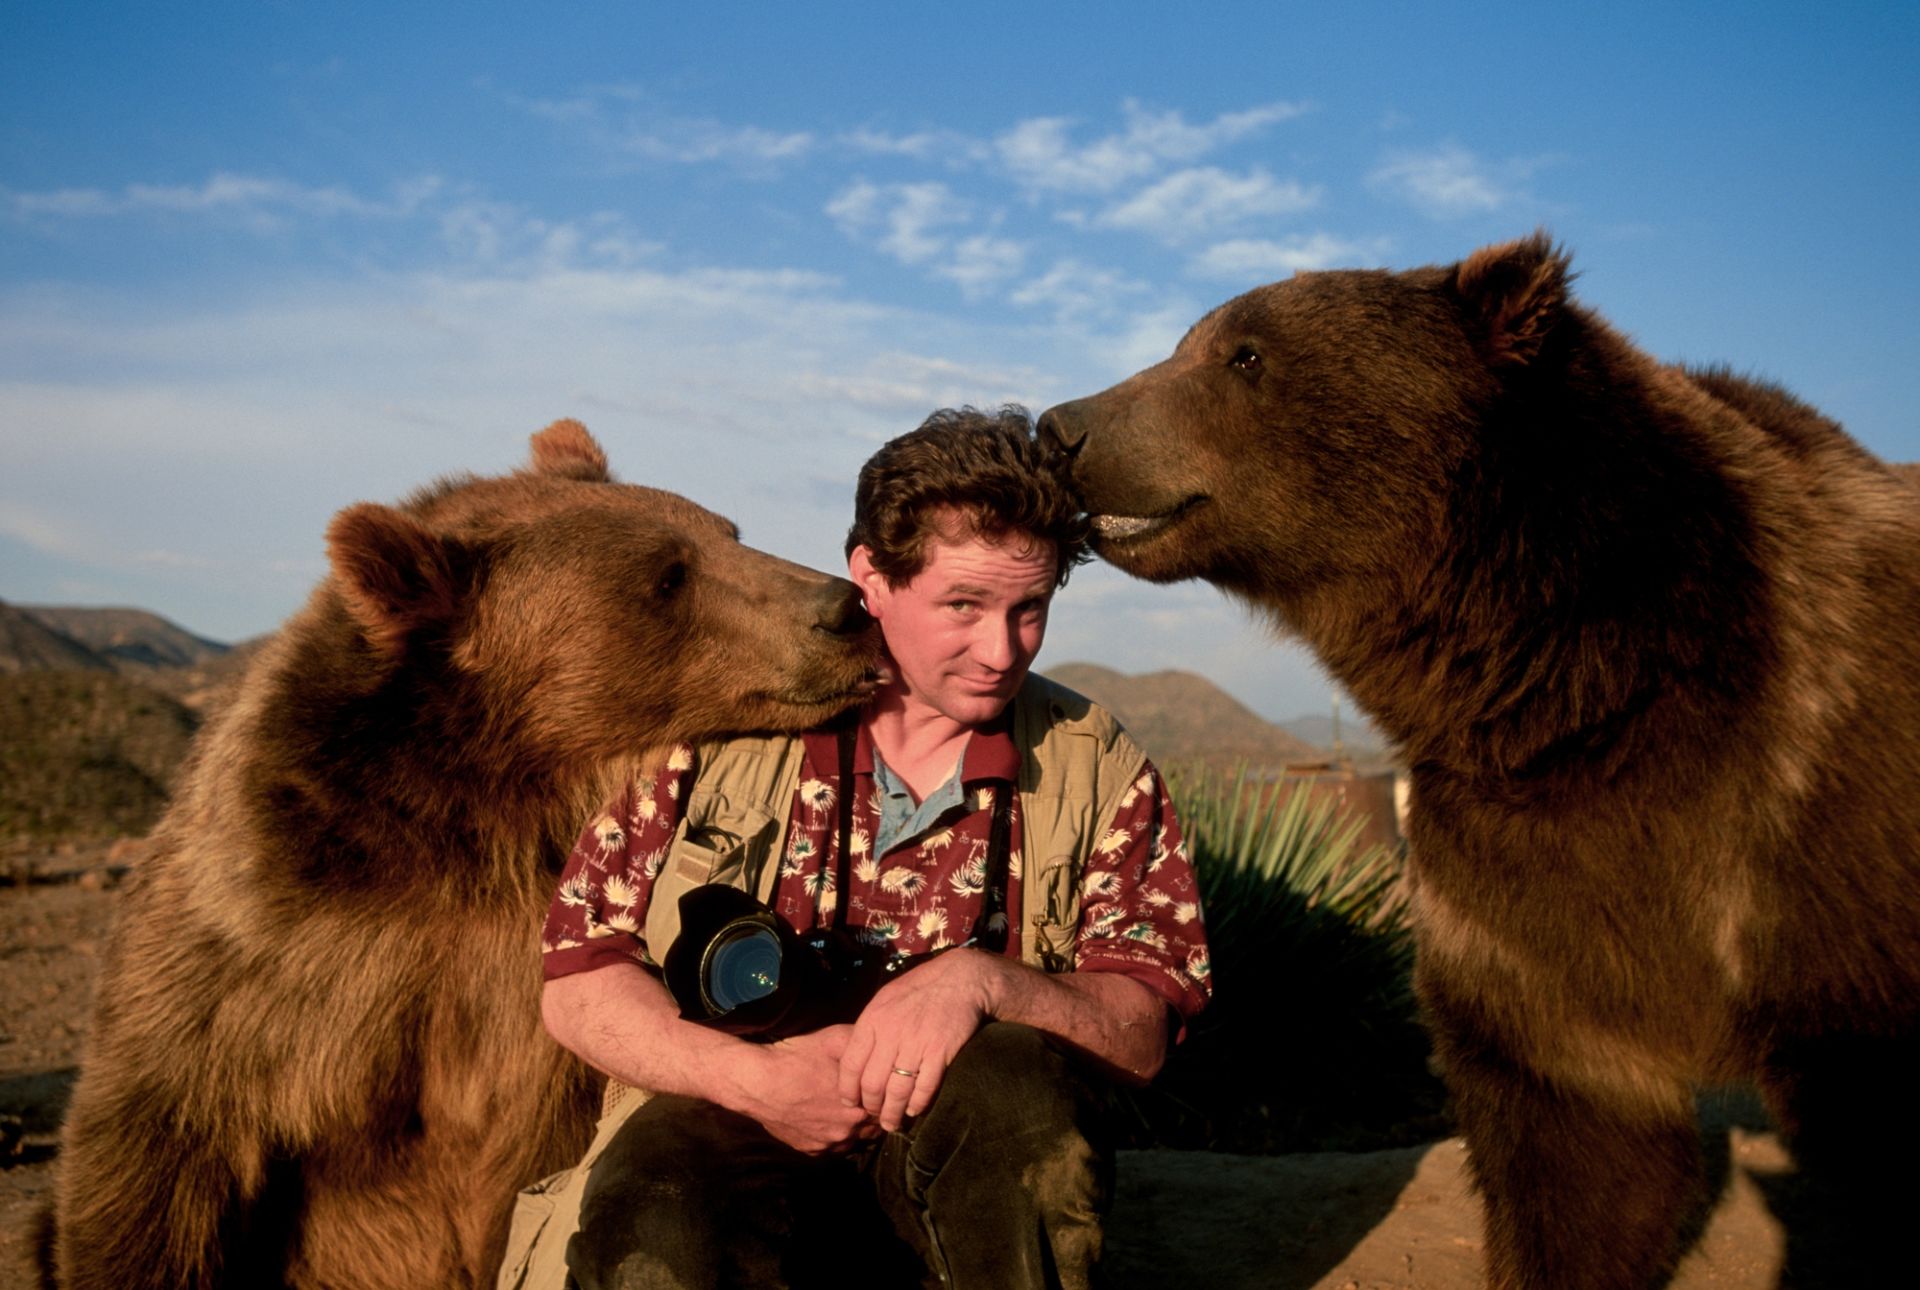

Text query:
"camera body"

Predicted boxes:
[[661, 884, 920, 1039]]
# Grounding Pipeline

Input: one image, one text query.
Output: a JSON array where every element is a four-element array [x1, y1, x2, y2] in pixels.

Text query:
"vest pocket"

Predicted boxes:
[[1028, 857, 1081, 972]]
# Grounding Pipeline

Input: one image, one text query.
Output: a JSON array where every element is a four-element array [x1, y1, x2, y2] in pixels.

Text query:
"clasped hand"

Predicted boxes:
[[836, 946, 997, 1132]]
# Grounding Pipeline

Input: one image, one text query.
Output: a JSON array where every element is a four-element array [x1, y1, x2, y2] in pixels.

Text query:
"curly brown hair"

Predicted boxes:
[[844, 405, 1091, 588]]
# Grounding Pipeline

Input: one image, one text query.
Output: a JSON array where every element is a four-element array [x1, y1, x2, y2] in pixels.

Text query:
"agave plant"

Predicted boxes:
[[1109, 767, 1448, 1154]]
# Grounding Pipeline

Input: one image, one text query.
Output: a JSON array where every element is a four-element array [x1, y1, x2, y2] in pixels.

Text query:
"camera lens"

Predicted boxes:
[[703, 922, 783, 1010]]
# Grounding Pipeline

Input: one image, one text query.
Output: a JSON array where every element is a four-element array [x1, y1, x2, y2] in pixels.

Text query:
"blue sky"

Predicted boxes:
[[4, 2, 1916, 722]]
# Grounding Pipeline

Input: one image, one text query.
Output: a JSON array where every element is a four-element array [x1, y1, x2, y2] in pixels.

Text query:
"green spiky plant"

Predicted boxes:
[[1108, 767, 1449, 1154]]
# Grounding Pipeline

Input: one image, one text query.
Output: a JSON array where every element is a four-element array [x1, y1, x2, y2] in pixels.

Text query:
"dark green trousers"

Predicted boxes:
[[566, 1022, 1113, 1290]]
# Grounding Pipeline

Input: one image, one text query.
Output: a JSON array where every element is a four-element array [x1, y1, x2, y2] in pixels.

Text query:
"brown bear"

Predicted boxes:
[[1038, 236, 1920, 1288], [51, 420, 884, 1289]]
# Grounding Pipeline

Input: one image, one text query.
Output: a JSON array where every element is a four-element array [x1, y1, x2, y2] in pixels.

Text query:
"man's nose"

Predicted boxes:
[[973, 616, 1018, 671]]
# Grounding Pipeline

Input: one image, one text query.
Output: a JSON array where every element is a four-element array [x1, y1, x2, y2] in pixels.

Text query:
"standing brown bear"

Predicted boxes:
[[51, 420, 883, 1289], [1040, 235, 1920, 1288]]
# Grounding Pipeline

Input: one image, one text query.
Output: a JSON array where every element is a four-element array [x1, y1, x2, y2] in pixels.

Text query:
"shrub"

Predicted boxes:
[[1108, 768, 1448, 1154]]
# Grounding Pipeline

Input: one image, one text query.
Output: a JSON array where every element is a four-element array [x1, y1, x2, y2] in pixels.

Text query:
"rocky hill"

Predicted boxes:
[[0, 601, 114, 674], [1043, 661, 1328, 774], [21, 604, 229, 670]]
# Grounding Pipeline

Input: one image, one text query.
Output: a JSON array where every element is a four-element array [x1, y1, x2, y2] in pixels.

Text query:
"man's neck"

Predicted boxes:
[[864, 686, 974, 802]]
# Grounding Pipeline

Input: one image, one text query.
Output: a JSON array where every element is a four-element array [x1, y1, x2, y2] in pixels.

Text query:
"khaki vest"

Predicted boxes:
[[496, 674, 1146, 1290]]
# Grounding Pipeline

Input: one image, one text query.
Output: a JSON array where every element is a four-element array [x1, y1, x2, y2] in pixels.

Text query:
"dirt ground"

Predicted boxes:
[[0, 847, 1814, 1288]]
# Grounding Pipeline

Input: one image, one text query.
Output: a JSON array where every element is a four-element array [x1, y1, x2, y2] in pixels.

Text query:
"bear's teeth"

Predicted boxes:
[[1092, 514, 1161, 539]]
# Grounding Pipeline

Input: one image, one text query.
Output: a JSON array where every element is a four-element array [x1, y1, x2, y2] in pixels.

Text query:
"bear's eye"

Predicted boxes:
[[655, 561, 688, 599], [1229, 345, 1261, 375]]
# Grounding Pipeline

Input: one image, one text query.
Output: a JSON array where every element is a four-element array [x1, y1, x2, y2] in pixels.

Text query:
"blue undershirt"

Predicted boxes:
[[869, 745, 970, 859]]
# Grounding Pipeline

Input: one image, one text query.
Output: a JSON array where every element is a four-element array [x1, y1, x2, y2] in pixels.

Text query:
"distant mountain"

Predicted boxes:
[[1043, 662, 1326, 775], [1279, 710, 1387, 760], [0, 600, 115, 674], [22, 605, 229, 670]]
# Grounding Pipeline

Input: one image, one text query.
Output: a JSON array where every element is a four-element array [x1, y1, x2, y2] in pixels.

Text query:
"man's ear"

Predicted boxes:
[[847, 545, 890, 613], [325, 503, 469, 654]]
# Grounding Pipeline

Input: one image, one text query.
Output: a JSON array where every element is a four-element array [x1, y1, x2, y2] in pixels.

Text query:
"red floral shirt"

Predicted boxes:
[[542, 719, 1212, 1026]]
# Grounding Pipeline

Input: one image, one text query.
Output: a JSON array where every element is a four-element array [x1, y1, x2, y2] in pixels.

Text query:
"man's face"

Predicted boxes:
[[852, 521, 1058, 731]]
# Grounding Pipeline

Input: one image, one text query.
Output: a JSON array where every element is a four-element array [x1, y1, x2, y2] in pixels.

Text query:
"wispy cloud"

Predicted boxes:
[[5, 173, 443, 229], [840, 127, 989, 166], [1087, 166, 1321, 243], [996, 100, 1309, 194], [825, 181, 1025, 297], [1187, 233, 1383, 281], [934, 235, 1026, 298], [1009, 258, 1153, 324], [510, 85, 813, 171], [1368, 143, 1523, 218], [438, 200, 662, 269], [826, 180, 971, 265], [624, 122, 814, 166]]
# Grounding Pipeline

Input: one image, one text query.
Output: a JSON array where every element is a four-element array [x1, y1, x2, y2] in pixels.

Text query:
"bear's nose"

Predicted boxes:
[[1036, 401, 1089, 457], [813, 578, 873, 637]]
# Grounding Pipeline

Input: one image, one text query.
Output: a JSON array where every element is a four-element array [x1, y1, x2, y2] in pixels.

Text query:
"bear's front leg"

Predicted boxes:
[[1431, 1013, 1711, 1289]]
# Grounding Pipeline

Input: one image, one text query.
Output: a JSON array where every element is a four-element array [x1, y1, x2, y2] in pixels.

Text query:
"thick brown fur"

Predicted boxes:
[[51, 420, 883, 1289], [1040, 236, 1920, 1287]]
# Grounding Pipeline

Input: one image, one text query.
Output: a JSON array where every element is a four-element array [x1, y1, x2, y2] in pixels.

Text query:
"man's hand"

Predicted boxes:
[[837, 949, 999, 1131], [738, 1024, 879, 1154]]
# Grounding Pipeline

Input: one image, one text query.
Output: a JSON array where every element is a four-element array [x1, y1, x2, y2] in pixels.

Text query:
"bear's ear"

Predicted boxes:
[[1452, 232, 1574, 368], [325, 503, 467, 653], [528, 418, 610, 482]]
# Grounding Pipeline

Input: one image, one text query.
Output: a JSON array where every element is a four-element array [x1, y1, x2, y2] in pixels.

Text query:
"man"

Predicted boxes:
[[532, 408, 1211, 1289]]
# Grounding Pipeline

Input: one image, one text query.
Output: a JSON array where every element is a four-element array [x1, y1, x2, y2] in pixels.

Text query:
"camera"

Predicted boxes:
[[661, 884, 925, 1039]]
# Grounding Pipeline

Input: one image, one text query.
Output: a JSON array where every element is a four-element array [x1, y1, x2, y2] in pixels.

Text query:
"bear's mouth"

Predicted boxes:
[[1089, 495, 1207, 544]]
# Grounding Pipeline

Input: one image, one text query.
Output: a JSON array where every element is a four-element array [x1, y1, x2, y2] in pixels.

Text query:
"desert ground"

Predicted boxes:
[[2, 844, 1809, 1288]]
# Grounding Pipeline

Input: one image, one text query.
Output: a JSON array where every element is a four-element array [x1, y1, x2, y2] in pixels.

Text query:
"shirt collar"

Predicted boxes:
[[799, 705, 1019, 784]]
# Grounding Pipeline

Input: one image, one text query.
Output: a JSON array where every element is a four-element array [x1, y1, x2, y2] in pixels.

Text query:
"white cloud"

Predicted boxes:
[[840, 127, 988, 165], [996, 99, 1308, 194], [934, 235, 1026, 298], [790, 352, 1049, 418], [624, 122, 814, 166], [1187, 233, 1382, 281], [826, 180, 970, 265], [1009, 258, 1154, 325], [1093, 167, 1321, 243], [6, 173, 443, 228], [438, 201, 661, 269], [508, 86, 813, 171], [826, 182, 1023, 297], [1367, 143, 1513, 217]]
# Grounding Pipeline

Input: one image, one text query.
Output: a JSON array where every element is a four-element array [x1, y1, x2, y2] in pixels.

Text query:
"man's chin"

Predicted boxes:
[[947, 684, 1020, 725]]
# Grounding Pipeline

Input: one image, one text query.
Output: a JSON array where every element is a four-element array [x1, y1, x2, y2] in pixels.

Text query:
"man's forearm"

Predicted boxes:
[[542, 961, 766, 1107], [542, 962, 876, 1154], [978, 955, 1171, 1085]]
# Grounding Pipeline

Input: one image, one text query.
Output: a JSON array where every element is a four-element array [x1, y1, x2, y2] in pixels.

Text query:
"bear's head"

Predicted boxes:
[[321, 419, 886, 771], [1037, 233, 1575, 607]]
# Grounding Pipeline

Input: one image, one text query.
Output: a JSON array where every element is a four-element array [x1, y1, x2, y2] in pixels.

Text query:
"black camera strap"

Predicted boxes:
[[834, 721, 856, 934], [976, 780, 1012, 953], [833, 720, 1014, 952]]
